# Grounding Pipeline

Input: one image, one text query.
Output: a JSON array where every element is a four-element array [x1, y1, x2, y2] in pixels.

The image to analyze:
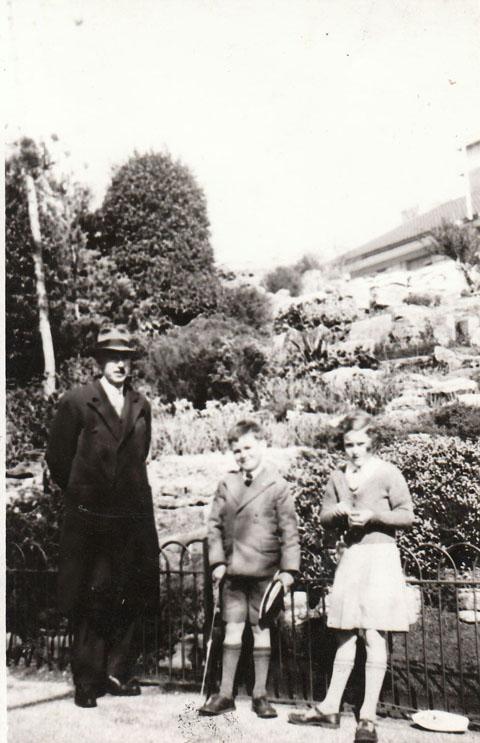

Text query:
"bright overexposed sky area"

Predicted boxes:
[[6, 0, 480, 270]]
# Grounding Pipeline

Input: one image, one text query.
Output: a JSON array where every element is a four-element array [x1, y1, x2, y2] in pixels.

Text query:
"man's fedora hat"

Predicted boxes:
[[91, 325, 136, 356], [258, 573, 285, 629]]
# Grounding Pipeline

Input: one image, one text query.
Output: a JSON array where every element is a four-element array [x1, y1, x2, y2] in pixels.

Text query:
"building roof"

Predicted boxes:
[[340, 167, 480, 265]]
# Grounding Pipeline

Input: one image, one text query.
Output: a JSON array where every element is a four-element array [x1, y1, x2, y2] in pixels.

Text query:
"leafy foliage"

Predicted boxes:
[[431, 221, 480, 290], [6, 138, 92, 380], [263, 265, 303, 296], [95, 151, 218, 328], [430, 402, 480, 440], [215, 284, 272, 330], [141, 315, 268, 408], [288, 435, 480, 578]]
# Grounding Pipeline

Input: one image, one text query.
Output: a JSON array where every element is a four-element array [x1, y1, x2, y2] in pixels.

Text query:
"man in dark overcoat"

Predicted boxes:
[[46, 325, 159, 708]]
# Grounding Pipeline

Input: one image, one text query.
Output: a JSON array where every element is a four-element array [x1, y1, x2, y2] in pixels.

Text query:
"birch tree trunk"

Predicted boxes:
[[24, 171, 56, 397]]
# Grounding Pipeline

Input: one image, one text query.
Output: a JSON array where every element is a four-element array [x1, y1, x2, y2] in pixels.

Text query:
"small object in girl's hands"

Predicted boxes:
[[411, 710, 469, 733]]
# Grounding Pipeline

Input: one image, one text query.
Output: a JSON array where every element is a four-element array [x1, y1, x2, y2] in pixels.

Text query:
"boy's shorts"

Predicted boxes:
[[222, 575, 271, 625]]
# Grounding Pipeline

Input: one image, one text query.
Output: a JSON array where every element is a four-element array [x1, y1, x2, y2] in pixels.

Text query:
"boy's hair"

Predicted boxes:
[[227, 419, 265, 446]]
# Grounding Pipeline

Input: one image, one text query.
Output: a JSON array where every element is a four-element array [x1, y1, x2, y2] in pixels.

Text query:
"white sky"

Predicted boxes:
[[6, 0, 480, 270]]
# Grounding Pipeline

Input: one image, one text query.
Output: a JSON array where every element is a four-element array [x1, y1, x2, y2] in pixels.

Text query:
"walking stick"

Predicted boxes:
[[200, 587, 221, 698]]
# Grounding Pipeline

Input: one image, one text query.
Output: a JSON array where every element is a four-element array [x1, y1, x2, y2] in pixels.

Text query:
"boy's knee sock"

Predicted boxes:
[[359, 661, 387, 721], [219, 644, 241, 699], [252, 647, 270, 698]]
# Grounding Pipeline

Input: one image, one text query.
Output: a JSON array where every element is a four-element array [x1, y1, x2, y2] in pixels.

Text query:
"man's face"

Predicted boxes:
[[99, 351, 132, 388], [231, 432, 265, 473]]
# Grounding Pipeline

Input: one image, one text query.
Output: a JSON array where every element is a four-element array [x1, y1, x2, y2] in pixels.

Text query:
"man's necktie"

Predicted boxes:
[[244, 472, 253, 487]]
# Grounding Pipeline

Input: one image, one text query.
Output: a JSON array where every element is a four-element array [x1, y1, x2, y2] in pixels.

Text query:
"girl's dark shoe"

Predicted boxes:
[[288, 708, 340, 727], [198, 693, 236, 716], [252, 697, 278, 718], [354, 719, 378, 743]]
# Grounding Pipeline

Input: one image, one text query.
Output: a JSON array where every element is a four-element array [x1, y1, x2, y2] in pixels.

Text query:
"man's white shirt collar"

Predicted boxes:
[[100, 376, 125, 416]]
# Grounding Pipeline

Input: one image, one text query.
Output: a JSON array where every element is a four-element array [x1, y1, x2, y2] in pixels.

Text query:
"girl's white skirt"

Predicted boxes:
[[327, 542, 415, 632]]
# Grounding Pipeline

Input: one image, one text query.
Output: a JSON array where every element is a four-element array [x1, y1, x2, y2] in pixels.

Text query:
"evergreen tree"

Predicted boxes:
[[96, 151, 218, 330]]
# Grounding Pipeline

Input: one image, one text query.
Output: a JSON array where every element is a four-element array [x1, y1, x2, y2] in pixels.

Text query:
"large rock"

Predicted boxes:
[[434, 346, 464, 370], [322, 366, 384, 392], [384, 392, 430, 420], [348, 314, 393, 347], [301, 269, 328, 294], [335, 278, 371, 311], [371, 282, 409, 309], [408, 261, 468, 297], [457, 393, 480, 407], [390, 306, 431, 344], [430, 313, 456, 345]]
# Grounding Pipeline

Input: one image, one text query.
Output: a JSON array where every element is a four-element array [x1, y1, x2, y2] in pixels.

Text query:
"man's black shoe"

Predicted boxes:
[[252, 696, 278, 718], [106, 675, 141, 696], [74, 685, 97, 708], [198, 694, 236, 716]]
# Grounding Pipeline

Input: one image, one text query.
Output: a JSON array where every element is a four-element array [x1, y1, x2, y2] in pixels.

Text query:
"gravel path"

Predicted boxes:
[[7, 672, 480, 743]]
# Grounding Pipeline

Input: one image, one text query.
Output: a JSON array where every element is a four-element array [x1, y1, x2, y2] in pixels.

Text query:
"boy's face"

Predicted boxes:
[[231, 432, 265, 473]]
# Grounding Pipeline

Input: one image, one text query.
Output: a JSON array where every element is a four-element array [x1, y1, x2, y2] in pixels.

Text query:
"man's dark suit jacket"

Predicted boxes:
[[46, 379, 159, 615]]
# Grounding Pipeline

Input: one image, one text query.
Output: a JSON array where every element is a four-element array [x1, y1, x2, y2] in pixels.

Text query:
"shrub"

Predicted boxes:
[[289, 435, 480, 578], [404, 293, 441, 307], [95, 151, 218, 327], [274, 296, 360, 336], [6, 484, 64, 568], [215, 284, 272, 330], [6, 357, 100, 467], [431, 402, 480, 440], [141, 315, 268, 408], [263, 265, 303, 296]]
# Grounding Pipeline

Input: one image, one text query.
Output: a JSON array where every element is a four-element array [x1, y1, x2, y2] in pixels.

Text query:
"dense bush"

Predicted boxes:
[[95, 151, 218, 328], [274, 296, 360, 337], [430, 402, 480, 440], [6, 357, 101, 467], [404, 293, 440, 307], [289, 435, 480, 578], [6, 139, 91, 380], [142, 315, 268, 408], [263, 265, 303, 296], [6, 484, 64, 568], [215, 284, 272, 330]]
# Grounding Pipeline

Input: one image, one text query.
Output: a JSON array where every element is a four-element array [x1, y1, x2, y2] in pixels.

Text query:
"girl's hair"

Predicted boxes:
[[337, 410, 381, 451], [227, 419, 264, 446]]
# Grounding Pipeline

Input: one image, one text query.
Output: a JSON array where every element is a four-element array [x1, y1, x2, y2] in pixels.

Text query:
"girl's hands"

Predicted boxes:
[[348, 509, 374, 528], [334, 501, 352, 517]]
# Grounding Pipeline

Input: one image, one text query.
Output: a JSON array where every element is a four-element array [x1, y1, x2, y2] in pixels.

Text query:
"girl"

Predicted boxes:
[[288, 412, 414, 743]]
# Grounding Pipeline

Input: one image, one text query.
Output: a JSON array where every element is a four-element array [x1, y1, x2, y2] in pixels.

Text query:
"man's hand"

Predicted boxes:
[[277, 571, 294, 595], [348, 509, 374, 528], [212, 564, 226, 585]]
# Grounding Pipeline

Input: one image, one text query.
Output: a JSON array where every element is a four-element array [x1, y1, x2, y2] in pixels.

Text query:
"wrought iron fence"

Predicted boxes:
[[6, 538, 480, 727]]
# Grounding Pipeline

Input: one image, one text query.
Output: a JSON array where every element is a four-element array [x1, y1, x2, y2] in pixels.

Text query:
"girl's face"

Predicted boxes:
[[343, 427, 373, 467]]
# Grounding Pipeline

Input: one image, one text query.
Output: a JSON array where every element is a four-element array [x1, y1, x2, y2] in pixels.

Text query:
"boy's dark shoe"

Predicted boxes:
[[354, 720, 377, 743], [106, 675, 141, 696], [198, 693, 236, 716], [288, 708, 340, 727], [74, 684, 97, 708], [252, 696, 278, 718]]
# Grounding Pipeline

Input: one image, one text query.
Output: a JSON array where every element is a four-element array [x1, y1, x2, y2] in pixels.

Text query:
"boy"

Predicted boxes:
[[199, 420, 300, 718]]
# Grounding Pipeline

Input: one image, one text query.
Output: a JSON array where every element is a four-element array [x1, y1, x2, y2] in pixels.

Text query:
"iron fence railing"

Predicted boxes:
[[6, 539, 480, 727]]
